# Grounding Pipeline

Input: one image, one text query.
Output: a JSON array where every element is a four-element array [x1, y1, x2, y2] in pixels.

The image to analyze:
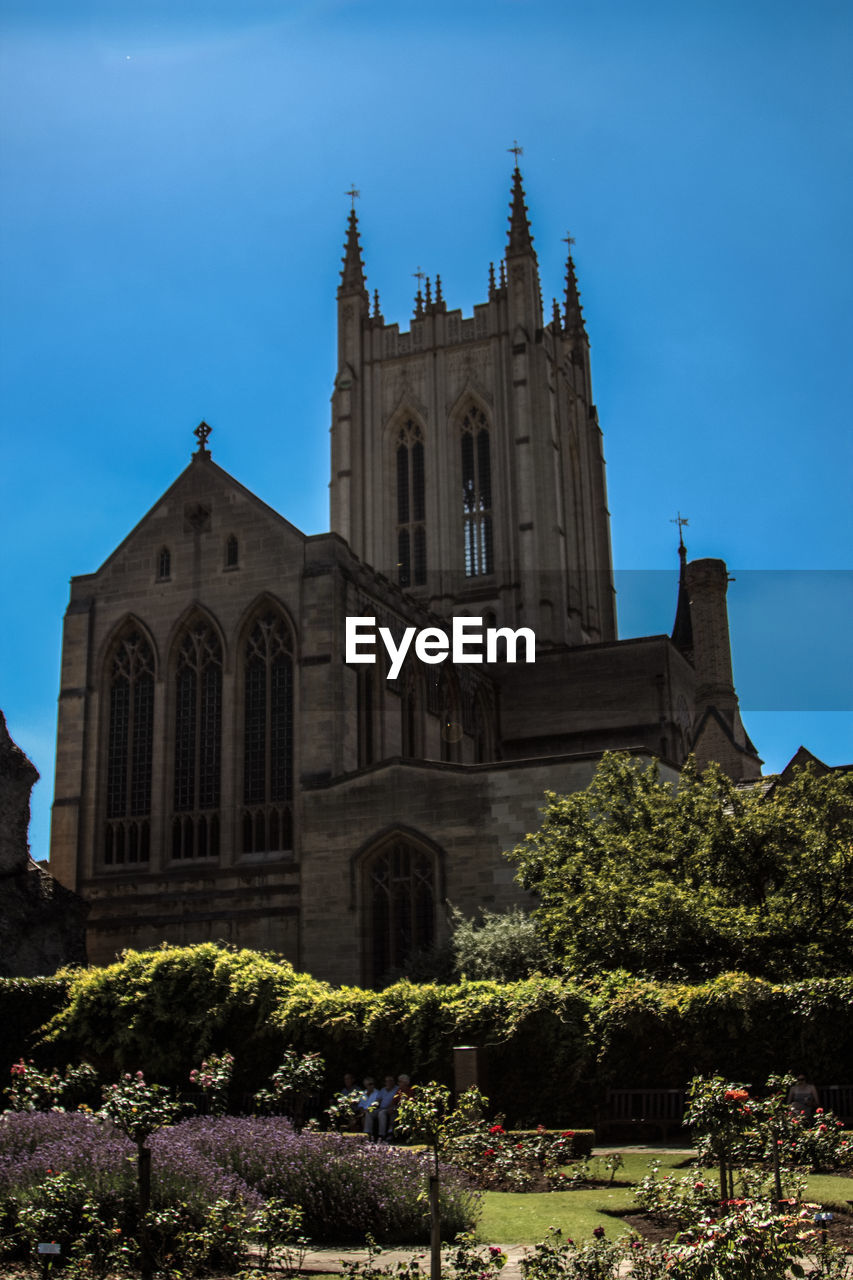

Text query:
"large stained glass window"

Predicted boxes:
[[105, 629, 154, 866], [242, 610, 294, 855], [172, 618, 222, 860], [367, 840, 435, 984], [396, 419, 426, 588], [461, 405, 493, 577]]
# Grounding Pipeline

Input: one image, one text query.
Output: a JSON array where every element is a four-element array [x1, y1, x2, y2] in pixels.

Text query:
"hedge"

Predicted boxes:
[[2, 947, 851, 1126], [0, 975, 69, 1079]]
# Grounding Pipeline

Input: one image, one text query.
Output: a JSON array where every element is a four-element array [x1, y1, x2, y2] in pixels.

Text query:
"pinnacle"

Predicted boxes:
[[507, 166, 536, 258], [339, 208, 367, 298], [563, 250, 586, 335]]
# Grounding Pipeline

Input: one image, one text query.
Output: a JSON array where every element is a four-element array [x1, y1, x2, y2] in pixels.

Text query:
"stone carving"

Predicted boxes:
[[0, 711, 88, 976]]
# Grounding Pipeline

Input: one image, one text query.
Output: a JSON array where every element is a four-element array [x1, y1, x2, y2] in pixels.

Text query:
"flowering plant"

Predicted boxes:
[[99, 1072, 182, 1146], [189, 1050, 234, 1116], [253, 1050, 325, 1127], [5, 1059, 97, 1114]]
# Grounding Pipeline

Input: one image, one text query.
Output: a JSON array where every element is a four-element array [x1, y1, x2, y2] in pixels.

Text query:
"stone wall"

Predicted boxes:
[[0, 711, 88, 976]]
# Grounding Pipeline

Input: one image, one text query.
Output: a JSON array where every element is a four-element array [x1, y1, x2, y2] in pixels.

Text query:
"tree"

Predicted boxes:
[[449, 905, 548, 982], [510, 753, 853, 981]]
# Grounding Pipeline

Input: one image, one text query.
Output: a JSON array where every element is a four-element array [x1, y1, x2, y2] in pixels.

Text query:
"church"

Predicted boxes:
[[48, 166, 761, 987]]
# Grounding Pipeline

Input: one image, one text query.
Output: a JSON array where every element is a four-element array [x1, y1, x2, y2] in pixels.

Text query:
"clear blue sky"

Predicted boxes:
[[1, 0, 851, 859]]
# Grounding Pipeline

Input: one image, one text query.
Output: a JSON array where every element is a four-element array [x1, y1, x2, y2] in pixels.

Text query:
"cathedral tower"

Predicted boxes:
[[330, 166, 616, 647]]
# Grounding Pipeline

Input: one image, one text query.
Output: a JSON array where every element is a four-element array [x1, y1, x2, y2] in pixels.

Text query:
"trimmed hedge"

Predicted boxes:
[[3, 947, 851, 1126]]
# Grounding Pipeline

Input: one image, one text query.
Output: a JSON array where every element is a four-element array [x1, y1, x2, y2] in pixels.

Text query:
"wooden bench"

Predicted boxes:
[[601, 1088, 686, 1140], [817, 1085, 853, 1125]]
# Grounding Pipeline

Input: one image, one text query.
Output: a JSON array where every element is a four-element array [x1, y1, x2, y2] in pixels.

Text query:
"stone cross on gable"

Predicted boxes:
[[194, 420, 212, 455]]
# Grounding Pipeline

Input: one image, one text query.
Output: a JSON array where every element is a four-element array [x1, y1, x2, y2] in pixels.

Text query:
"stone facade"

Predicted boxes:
[[0, 711, 88, 976], [49, 169, 761, 986]]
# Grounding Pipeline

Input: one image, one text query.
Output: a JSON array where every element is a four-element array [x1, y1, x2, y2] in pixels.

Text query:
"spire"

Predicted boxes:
[[413, 265, 425, 318], [435, 274, 443, 305], [670, 514, 694, 659], [507, 163, 536, 258], [563, 234, 585, 335], [373, 288, 382, 321], [338, 207, 367, 298], [488, 261, 496, 299]]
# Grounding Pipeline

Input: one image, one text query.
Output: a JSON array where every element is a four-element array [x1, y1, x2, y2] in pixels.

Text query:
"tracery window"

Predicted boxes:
[[396, 419, 426, 588], [242, 610, 294, 855], [172, 618, 222, 859], [104, 629, 154, 866], [366, 840, 435, 984], [461, 405, 493, 576]]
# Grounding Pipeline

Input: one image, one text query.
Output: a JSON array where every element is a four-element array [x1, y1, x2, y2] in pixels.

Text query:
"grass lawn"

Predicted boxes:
[[476, 1152, 853, 1245]]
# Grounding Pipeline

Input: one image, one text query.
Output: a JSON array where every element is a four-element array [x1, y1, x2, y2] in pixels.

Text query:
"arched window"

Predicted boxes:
[[242, 610, 294, 855], [396, 419, 426, 588], [172, 618, 222, 859], [104, 629, 154, 866], [225, 535, 239, 568], [461, 405, 493, 576], [366, 839, 435, 985], [157, 547, 171, 580]]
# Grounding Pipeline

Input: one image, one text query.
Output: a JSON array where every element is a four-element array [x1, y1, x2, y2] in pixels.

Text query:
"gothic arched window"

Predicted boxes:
[[396, 419, 426, 588], [242, 610, 294, 855], [105, 629, 154, 866], [461, 405, 493, 577], [172, 618, 222, 859], [366, 839, 435, 985]]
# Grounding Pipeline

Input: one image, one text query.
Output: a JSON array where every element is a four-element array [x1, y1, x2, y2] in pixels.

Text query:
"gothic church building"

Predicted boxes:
[[49, 168, 761, 986]]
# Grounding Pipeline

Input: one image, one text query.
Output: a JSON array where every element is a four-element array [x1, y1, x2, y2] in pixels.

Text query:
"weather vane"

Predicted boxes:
[[412, 266, 425, 289], [508, 139, 523, 164], [194, 420, 212, 455], [562, 231, 576, 252], [670, 511, 689, 548], [345, 184, 360, 209]]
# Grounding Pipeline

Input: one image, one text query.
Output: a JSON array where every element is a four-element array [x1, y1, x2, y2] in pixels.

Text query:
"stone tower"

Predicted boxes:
[[329, 166, 616, 648]]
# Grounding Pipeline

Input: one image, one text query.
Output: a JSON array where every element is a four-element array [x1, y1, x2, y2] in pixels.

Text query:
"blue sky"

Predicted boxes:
[[1, 0, 851, 859]]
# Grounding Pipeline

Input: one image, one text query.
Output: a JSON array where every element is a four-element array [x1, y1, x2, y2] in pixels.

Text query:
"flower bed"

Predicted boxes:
[[0, 1110, 478, 1266]]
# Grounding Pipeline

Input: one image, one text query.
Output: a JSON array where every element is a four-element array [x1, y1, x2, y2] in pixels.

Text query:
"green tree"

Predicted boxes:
[[510, 753, 853, 980], [449, 906, 548, 982]]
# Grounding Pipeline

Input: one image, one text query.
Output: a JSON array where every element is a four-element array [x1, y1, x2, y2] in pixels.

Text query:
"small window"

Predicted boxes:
[[157, 547, 171, 580], [225, 535, 239, 569]]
